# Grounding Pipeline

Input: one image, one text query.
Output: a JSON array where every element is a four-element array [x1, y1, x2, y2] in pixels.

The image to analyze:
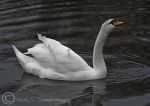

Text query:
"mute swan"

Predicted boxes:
[[12, 19, 124, 81]]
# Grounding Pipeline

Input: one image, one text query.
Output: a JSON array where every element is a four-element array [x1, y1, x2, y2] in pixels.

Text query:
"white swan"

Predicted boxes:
[[12, 19, 124, 81]]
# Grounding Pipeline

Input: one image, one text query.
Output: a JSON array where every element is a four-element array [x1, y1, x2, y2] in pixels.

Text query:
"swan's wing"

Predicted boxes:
[[24, 34, 68, 69], [24, 43, 54, 68], [12, 45, 45, 76], [12, 45, 67, 79], [34, 34, 91, 73]]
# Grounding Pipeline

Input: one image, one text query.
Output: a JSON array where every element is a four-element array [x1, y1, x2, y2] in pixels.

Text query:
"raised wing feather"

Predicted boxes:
[[26, 34, 91, 73]]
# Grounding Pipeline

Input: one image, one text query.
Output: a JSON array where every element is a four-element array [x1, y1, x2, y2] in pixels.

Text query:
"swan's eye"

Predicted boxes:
[[110, 20, 125, 26], [110, 19, 117, 25]]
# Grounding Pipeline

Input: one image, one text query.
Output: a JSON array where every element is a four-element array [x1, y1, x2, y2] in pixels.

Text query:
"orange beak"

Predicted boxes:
[[113, 21, 125, 26]]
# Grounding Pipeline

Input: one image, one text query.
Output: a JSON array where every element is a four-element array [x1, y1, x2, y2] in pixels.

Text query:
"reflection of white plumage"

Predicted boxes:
[[12, 19, 124, 81]]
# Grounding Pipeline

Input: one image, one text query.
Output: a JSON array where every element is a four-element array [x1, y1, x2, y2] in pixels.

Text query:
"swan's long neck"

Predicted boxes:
[[93, 28, 109, 74]]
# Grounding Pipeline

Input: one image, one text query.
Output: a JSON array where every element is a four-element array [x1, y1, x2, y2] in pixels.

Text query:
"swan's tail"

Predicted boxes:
[[12, 45, 17, 53], [12, 45, 26, 60], [12, 45, 36, 65], [13, 45, 48, 78]]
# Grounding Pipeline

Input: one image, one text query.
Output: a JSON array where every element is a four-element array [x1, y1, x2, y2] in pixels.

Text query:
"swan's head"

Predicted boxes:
[[101, 19, 125, 33]]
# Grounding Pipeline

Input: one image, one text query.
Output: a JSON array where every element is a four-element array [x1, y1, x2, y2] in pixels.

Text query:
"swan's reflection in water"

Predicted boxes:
[[19, 73, 106, 106], [0, 72, 150, 106]]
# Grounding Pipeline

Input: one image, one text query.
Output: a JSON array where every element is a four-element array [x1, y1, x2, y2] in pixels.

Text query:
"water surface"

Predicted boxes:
[[0, 0, 150, 106]]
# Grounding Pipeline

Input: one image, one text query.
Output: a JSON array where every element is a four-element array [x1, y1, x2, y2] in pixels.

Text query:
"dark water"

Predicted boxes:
[[0, 0, 150, 106]]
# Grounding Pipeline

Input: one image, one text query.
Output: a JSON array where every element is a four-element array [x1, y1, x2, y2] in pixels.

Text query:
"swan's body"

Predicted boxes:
[[12, 19, 124, 81]]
